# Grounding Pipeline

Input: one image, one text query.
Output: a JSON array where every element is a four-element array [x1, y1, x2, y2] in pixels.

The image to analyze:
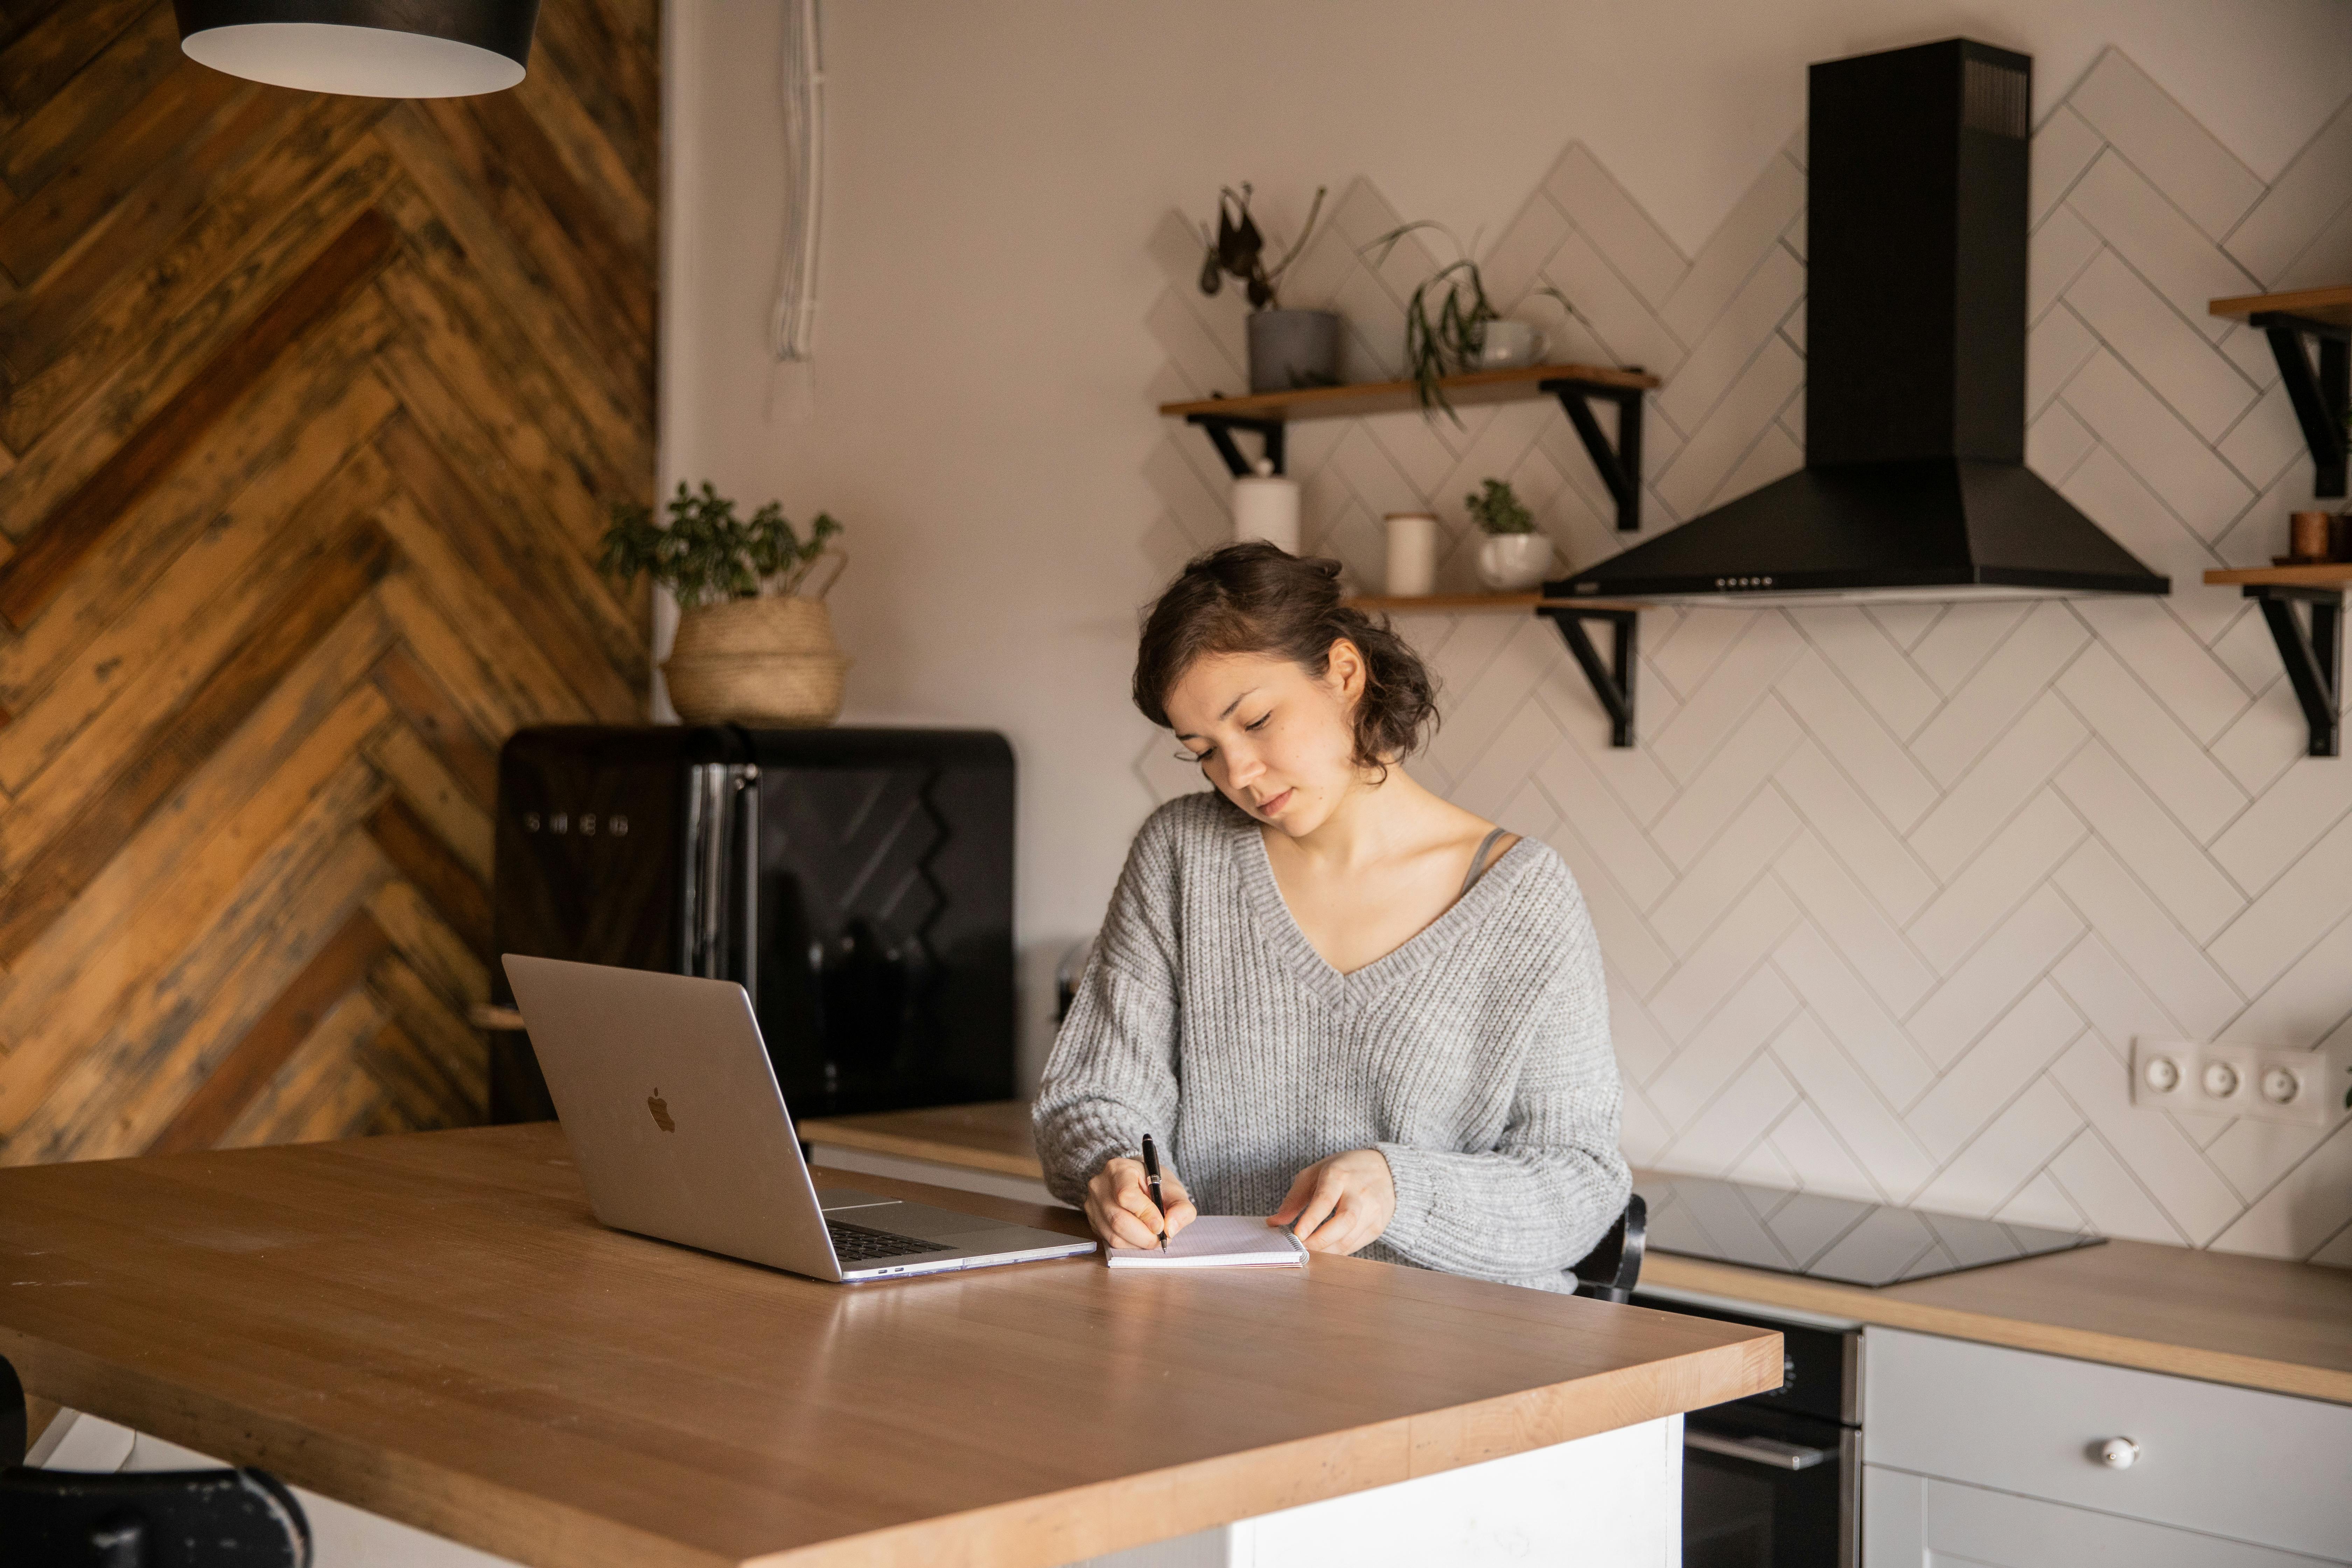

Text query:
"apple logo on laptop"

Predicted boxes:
[[646, 1088, 674, 1133]]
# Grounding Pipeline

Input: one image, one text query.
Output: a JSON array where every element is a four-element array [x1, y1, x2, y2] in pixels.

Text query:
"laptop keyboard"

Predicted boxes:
[[828, 1218, 952, 1264]]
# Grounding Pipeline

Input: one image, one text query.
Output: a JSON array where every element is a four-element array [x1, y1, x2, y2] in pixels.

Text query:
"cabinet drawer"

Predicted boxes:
[[1864, 1327, 2352, 1561], [1863, 1465, 2346, 1568]]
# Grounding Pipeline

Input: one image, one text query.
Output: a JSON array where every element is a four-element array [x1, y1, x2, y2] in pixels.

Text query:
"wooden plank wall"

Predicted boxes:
[[0, 1, 656, 1164]]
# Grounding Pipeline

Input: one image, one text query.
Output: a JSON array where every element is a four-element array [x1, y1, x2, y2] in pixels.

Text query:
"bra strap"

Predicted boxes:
[[1458, 826, 1510, 897]]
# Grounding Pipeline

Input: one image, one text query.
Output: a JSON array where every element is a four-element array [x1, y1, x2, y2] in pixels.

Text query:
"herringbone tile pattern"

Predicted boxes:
[[1141, 49, 2352, 1266], [0, 1, 654, 1164]]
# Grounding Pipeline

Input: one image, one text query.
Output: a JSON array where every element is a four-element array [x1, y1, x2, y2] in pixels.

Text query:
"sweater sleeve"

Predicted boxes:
[[1031, 806, 1187, 1208], [1372, 871, 1631, 1286]]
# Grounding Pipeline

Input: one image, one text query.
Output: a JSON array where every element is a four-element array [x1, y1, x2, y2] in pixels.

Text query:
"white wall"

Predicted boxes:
[[664, 1, 2352, 1264]]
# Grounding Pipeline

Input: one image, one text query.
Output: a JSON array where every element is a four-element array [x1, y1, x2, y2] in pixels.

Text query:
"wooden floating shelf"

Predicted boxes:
[[2209, 287, 2349, 498], [2204, 564, 2352, 587], [1158, 362, 1660, 424], [1164, 363, 1668, 744], [1345, 593, 1650, 614], [2210, 287, 2352, 328]]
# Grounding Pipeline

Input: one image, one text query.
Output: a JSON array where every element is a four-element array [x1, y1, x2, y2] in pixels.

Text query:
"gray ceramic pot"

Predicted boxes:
[[1247, 308, 1342, 393]]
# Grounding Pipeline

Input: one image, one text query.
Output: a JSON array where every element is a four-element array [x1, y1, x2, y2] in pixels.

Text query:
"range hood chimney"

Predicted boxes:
[[1555, 39, 2170, 604]]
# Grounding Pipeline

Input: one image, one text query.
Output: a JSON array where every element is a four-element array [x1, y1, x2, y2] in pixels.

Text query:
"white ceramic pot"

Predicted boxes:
[[1477, 531, 1556, 592]]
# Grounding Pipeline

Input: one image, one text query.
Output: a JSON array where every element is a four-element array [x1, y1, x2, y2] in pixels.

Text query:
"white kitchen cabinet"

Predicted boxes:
[[1863, 1465, 2345, 1567], [1862, 1326, 2352, 1565]]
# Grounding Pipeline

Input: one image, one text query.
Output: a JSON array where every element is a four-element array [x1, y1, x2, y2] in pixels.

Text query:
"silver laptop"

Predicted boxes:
[[503, 955, 1097, 1281]]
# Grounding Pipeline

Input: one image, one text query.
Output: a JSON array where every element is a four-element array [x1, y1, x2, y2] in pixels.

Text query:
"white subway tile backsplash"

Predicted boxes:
[[2067, 49, 2262, 242], [2223, 97, 2352, 285], [1905, 888, 2084, 1068], [2031, 105, 2105, 228], [2062, 249, 2259, 442], [1907, 789, 2087, 972], [2051, 838, 2242, 1038], [1907, 694, 2090, 881], [2053, 741, 2244, 943], [2066, 151, 2262, 343], [1908, 982, 2085, 1161], [1542, 145, 1690, 312], [1135, 53, 2352, 1265], [1659, 153, 1805, 348]]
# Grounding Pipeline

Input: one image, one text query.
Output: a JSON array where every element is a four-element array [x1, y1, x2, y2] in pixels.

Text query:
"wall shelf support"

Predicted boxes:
[[2251, 311, 2350, 497], [1541, 377, 1647, 531], [1537, 603, 1640, 748], [1185, 413, 1286, 477], [2243, 584, 2344, 757]]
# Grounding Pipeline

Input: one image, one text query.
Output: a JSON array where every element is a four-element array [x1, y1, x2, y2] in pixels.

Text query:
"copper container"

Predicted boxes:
[[2291, 510, 2332, 562]]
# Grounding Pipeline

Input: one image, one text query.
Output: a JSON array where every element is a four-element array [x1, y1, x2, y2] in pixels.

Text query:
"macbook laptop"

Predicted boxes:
[[503, 955, 1097, 1281]]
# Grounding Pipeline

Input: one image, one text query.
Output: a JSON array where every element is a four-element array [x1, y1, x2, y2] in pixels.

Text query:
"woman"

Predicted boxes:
[[1034, 542, 1629, 1291]]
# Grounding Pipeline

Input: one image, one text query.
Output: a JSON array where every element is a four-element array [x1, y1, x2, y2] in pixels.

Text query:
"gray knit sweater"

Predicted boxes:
[[1034, 791, 1630, 1293]]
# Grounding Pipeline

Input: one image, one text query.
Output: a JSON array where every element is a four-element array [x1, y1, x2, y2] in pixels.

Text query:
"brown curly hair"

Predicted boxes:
[[1132, 542, 1440, 771]]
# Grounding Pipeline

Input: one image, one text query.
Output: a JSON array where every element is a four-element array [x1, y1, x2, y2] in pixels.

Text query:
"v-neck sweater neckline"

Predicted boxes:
[[1233, 812, 1532, 1011]]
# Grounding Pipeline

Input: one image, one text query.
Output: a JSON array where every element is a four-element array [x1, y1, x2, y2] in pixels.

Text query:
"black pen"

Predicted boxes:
[[1141, 1133, 1167, 1249]]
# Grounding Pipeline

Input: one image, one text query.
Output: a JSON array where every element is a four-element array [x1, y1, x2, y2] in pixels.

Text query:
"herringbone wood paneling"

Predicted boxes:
[[0, 0, 655, 1164]]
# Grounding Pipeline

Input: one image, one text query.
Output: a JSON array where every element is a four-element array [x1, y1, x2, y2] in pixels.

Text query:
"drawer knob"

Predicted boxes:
[[2097, 1437, 2140, 1470]]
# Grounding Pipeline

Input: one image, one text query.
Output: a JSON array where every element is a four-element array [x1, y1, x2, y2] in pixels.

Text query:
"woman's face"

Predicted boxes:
[[1163, 641, 1367, 835]]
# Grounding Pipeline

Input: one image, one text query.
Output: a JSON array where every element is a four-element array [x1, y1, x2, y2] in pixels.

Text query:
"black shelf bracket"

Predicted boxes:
[[2243, 584, 2344, 757], [2250, 312, 2349, 497], [1186, 413, 1286, 477], [1537, 603, 1640, 747], [1540, 376, 1647, 531]]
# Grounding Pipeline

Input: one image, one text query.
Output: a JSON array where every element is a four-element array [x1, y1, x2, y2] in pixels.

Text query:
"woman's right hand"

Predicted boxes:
[[1085, 1156, 1198, 1250]]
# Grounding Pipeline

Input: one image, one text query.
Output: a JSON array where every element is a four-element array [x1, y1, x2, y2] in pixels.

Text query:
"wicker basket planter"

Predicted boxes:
[[663, 593, 850, 726]]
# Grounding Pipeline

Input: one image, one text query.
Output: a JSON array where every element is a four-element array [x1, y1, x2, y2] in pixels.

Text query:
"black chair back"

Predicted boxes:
[[1570, 1192, 1648, 1303], [0, 1354, 311, 1568], [0, 1468, 312, 1568]]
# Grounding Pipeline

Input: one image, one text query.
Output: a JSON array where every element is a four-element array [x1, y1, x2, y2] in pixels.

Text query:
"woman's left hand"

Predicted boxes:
[[1269, 1148, 1395, 1255]]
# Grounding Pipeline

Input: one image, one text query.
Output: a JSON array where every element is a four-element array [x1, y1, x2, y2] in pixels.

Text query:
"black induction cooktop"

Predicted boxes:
[[1637, 1173, 2104, 1288]]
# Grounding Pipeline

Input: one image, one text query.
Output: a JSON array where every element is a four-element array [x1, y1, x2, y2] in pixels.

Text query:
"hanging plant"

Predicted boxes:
[[1197, 182, 1328, 310], [1364, 222, 1577, 424], [600, 482, 842, 610]]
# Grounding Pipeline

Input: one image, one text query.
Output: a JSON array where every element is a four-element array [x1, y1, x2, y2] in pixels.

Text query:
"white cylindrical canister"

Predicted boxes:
[[1231, 458, 1300, 553], [1384, 512, 1438, 596]]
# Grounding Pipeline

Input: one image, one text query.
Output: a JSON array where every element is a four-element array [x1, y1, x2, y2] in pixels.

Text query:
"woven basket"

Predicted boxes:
[[664, 590, 849, 726]]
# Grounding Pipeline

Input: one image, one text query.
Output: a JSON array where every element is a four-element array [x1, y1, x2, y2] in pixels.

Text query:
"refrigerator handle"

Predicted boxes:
[[734, 765, 759, 1003]]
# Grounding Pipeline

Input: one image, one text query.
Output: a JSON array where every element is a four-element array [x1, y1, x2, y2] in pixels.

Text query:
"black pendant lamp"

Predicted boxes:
[[173, 0, 541, 98]]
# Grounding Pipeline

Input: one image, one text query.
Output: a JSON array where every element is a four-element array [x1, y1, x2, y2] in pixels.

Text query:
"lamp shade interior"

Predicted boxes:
[[180, 20, 522, 96]]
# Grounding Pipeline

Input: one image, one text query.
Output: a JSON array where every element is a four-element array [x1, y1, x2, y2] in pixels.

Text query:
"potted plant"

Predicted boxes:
[[1467, 477, 1556, 592], [601, 482, 849, 726], [1366, 222, 1576, 423], [1198, 183, 1338, 393]]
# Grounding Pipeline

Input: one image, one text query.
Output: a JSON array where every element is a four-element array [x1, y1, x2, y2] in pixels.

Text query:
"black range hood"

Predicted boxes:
[[1554, 38, 2170, 604]]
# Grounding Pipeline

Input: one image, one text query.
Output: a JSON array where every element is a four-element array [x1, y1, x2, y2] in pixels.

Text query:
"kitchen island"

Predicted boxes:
[[800, 1101, 2352, 1406], [0, 1122, 1778, 1567]]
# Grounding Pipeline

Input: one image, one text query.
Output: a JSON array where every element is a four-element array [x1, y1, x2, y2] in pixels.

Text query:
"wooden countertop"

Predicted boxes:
[[799, 1104, 2352, 1407], [0, 1123, 1778, 1568]]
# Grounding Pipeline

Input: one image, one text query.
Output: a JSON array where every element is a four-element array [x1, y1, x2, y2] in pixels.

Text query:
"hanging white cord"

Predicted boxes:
[[769, 0, 823, 363]]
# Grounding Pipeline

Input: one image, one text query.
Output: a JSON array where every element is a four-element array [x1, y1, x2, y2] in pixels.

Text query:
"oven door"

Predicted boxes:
[[1681, 1400, 1856, 1568]]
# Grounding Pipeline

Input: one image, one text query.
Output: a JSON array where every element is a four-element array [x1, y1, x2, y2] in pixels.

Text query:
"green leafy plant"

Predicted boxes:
[[600, 482, 841, 610], [1364, 222, 1576, 424], [1466, 477, 1535, 535], [1197, 182, 1328, 310]]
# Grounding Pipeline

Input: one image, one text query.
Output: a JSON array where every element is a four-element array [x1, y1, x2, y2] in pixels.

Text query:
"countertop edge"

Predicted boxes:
[[1642, 1254, 2352, 1405], [736, 1337, 1779, 1567]]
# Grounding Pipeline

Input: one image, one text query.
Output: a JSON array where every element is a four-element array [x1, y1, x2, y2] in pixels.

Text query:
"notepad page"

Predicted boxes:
[[1104, 1215, 1308, 1268]]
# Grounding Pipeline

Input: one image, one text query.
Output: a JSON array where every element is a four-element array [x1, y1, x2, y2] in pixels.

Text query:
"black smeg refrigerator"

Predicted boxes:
[[489, 726, 1016, 1124]]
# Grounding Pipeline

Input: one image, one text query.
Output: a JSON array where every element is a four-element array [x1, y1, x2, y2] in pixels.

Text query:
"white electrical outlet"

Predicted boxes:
[[2131, 1039, 2339, 1127]]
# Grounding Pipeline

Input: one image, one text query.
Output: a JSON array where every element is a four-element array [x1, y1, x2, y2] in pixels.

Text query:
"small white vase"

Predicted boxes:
[[1384, 513, 1439, 596], [1477, 532, 1556, 592]]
